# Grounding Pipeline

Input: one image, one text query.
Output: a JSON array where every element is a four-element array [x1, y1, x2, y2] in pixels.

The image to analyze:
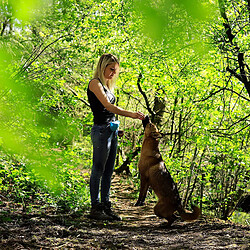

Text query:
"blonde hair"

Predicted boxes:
[[93, 53, 120, 91]]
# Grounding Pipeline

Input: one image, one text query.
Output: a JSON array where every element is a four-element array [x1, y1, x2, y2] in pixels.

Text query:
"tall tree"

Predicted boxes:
[[217, 0, 250, 97]]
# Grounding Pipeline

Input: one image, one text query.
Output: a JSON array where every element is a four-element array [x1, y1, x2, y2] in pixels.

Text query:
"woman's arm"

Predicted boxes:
[[89, 79, 144, 120]]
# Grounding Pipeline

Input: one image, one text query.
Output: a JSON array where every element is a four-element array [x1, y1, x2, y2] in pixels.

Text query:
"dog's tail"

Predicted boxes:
[[178, 204, 201, 221]]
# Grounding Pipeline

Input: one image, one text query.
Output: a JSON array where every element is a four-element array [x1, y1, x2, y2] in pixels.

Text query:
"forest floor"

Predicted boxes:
[[0, 174, 249, 250]]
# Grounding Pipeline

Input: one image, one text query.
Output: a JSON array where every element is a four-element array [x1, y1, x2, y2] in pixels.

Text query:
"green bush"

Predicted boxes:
[[0, 152, 90, 213]]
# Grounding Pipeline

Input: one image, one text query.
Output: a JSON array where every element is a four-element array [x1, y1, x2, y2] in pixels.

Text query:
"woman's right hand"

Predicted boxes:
[[131, 111, 145, 120]]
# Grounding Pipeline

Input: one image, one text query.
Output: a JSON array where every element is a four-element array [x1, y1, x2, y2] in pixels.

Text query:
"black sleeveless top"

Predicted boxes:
[[87, 79, 116, 125]]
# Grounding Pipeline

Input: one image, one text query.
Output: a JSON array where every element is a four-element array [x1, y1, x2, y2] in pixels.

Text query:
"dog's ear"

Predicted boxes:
[[142, 115, 150, 129], [150, 132, 162, 139]]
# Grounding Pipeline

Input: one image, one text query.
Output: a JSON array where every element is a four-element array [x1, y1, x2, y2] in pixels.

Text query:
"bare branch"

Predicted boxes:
[[64, 83, 90, 107], [209, 113, 250, 136], [210, 124, 250, 137], [16, 34, 71, 77], [194, 87, 250, 102], [226, 67, 242, 81], [238, 52, 250, 96], [194, 88, 225, 102], [136, 73, 155, 116], [218, 0, 235, 43]]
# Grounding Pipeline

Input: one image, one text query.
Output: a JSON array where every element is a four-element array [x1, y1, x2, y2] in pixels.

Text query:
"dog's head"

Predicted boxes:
[[142, 116, 162, 139]]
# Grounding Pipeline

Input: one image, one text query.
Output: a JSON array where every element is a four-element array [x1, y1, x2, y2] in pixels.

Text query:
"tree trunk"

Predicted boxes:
[[218, 0, 250, 97], [115, 147, 141, 175]]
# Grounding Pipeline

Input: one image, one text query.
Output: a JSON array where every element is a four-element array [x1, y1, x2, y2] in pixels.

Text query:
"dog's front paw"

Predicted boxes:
[[135, 200, 144, 206]]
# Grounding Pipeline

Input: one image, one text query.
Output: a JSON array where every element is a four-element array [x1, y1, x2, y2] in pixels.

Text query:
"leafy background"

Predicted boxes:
[[0, 0, 249, 224]]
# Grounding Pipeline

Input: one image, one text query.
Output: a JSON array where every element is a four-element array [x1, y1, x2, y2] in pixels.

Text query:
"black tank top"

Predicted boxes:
[[87, 79, 116, 125]]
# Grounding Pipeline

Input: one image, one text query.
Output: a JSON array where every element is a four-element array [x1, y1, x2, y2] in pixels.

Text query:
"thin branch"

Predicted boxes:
[[18, 43, 44, 74], [210, 124, 250, 137], [194, 88, 225, 103], [64, 84, 90, 107], [223, 86, 250, 101], [218, 0, 236, 44], [16, 34, 70, 77], [0, 194, 7, 200], [136, 73, 155, 116], [121, 88, 147, 109], [238, 52, 250, 96], [194, 87, 250, 102], [209, 114, 250, 133], [217, 0, 250, 97]]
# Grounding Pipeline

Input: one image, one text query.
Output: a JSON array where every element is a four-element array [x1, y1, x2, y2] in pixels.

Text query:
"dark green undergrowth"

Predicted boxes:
[[0, 151, 90, 214], [1, 151, 249, 226]]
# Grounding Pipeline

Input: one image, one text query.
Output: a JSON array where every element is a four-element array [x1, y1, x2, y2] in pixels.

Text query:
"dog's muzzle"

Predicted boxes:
[[142, 115, 150, 129]]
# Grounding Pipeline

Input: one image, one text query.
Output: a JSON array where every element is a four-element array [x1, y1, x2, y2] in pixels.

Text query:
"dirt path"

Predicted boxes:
[[0, 175, 249, 249]]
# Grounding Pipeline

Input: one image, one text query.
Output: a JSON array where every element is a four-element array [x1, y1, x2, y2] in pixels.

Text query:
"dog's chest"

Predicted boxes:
[[138, 152, 162, 173], [139, 139, 162, 172]]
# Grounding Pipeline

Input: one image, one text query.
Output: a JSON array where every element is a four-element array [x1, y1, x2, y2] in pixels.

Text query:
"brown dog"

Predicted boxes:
[[135, 116, 200, 226]]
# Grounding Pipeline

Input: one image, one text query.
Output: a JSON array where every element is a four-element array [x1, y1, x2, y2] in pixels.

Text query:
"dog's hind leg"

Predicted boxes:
[[135, 175, 149, 206], [165, 214, 178, 226], [154, 201, 177, 226]]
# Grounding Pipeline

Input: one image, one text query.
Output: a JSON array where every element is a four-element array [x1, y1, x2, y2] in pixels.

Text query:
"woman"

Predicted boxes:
[[87, 53, 145, 220]]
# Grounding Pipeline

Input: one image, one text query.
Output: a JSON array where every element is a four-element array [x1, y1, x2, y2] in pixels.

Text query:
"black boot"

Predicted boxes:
[[102, 202, 121, 221], [89, 203, 113, 220]]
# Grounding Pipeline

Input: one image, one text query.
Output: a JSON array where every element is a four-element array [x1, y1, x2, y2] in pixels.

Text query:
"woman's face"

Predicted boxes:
[[104, 62, 119, 80]]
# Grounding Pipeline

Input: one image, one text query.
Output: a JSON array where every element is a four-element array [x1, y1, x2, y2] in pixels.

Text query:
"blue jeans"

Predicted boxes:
[[90, 124, 118, 205]]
